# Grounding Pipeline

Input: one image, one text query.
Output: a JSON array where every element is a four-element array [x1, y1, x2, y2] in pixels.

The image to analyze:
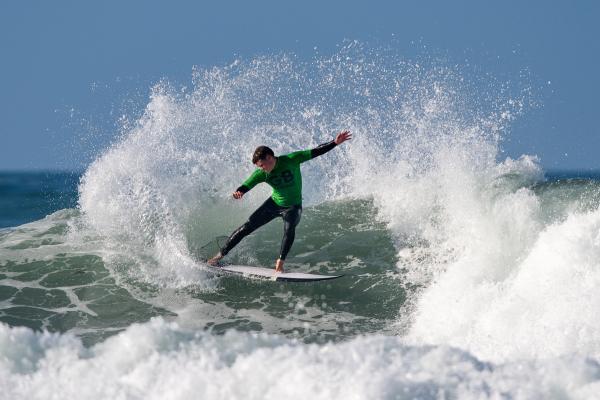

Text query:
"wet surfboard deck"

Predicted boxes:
[[208, 264, 343, 282]]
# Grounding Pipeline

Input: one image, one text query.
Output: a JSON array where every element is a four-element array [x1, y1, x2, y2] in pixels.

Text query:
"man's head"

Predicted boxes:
[[252, 146, 277, 172]]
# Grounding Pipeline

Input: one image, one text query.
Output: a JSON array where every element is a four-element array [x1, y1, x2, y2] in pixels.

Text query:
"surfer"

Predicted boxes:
[[208, 131, 352, 272]]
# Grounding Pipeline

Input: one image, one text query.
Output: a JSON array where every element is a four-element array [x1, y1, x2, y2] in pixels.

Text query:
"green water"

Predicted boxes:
[[0, 199, 404, 346]]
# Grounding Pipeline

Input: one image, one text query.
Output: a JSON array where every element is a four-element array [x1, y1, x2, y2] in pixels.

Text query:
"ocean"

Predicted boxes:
[[2, 46, 600, 399]]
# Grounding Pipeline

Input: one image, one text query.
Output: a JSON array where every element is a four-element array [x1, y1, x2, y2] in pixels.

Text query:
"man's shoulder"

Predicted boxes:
[[244, 168, 267, 183], [277, 153, 295, 163], [281, 149, 312, 164], [246, 168, 264, 177]]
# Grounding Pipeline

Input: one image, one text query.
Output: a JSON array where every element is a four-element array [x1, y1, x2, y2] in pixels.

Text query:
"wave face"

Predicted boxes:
[[3, 43, 600, 397]]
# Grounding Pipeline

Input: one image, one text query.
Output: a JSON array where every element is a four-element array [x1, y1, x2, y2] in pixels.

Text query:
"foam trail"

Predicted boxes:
[[2, 319, 600, 400]]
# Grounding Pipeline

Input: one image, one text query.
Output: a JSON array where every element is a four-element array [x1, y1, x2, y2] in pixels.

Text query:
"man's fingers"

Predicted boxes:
[[336, 131, 352, 143]]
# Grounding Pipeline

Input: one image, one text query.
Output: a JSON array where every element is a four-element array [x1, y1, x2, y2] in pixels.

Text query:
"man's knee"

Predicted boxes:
[[284, 207, 302, 227]]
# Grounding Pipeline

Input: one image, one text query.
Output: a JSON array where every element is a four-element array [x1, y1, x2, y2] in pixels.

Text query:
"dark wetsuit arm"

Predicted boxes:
[[286, 140, 338, 164], [310, 140, 337, 159], [236, 185, 250, 194]]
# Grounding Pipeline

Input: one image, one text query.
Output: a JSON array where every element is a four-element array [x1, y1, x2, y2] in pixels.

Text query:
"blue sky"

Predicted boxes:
[[1, 1, 598, 170]]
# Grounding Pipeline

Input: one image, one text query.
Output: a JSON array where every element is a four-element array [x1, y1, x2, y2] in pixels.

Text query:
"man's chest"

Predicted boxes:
[[266, 165, 300, 188]]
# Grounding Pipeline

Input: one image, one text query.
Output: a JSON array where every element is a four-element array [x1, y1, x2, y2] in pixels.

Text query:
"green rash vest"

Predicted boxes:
[[240, 150, 312, 207]]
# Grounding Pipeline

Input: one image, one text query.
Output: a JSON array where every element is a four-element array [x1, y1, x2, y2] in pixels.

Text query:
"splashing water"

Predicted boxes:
[[78, 42, 529, 288], [7, 42, 600, 384]]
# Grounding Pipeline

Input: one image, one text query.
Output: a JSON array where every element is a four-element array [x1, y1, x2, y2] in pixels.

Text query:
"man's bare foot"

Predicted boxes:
[[208, 252, 223, 266], [275, 258, 284, 273]]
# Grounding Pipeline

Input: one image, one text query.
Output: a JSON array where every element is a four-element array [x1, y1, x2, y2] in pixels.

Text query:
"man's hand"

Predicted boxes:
[[232, 191, 245, 199], [335, 130, 352, 145]]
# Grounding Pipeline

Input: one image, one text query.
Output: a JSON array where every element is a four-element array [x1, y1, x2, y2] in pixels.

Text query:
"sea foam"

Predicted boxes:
[[2, 318, 600, 400]]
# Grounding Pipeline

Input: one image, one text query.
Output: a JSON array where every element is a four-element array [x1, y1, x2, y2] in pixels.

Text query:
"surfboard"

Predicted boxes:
[[208, 264, 343, 282]]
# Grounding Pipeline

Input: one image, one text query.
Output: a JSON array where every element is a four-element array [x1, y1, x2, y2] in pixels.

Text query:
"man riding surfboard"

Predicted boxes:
[[208, 130, 352, 272]]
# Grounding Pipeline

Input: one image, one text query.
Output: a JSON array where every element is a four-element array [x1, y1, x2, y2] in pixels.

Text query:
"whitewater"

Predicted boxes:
[[2, 43, 600, 399]]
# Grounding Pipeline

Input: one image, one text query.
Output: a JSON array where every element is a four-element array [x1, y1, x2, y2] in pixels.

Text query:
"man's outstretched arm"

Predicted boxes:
[[288, 130, 352, 163], [310, 130, 352, 159]]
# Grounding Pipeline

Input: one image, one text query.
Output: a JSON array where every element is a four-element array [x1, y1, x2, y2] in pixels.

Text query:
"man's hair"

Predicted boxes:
[[252, 146, 274, 163]]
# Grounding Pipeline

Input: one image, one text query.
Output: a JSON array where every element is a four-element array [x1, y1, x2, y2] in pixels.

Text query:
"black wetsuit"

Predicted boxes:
[[219, 140, 337, 260]]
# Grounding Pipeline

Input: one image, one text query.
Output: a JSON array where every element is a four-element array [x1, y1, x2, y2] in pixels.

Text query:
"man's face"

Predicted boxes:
[[255, 155, 276, 173]]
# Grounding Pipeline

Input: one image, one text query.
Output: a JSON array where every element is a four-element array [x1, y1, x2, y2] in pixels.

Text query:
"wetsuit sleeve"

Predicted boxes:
[[236, 169, 266, 193], [310, 140, 337, 159], [286, 140, 338, 164]]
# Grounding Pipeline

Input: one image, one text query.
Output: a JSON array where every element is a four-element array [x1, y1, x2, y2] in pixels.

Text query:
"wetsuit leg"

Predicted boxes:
[[220, 198, 279, 256], [279, 206, 302, 260]]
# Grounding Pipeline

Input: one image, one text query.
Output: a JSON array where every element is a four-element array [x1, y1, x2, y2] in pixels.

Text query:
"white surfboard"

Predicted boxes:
[[208, 265, 342, 282]]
